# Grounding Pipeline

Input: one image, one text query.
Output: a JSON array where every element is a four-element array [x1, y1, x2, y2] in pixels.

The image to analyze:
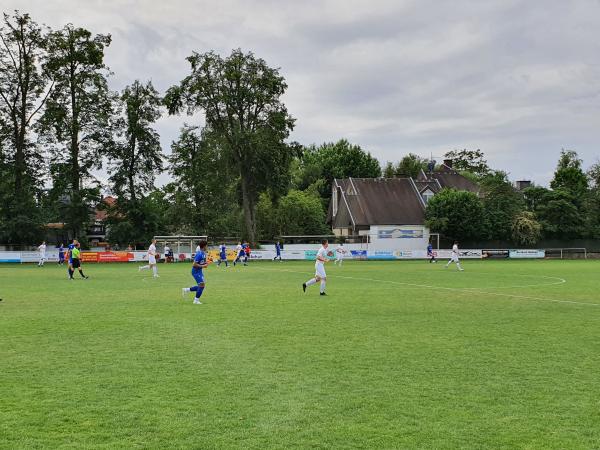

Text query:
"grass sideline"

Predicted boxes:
[[1, 259, 599, 449]]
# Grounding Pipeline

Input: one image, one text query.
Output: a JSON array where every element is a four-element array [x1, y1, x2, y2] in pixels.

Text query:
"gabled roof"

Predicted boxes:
[[331, 178, 426, 227], [417, 169, 480, 194], [414, 180, 442, 194]]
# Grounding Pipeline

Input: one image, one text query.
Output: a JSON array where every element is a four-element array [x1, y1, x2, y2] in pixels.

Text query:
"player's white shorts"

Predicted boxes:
[[315, 263, 326, 279], [450, 255, 459, 262], [149, 255, 157, 264]]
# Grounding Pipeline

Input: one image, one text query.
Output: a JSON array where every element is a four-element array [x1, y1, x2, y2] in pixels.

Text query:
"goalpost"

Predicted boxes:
[[153, 235, 208, 260], [544, 248, 587, 259]]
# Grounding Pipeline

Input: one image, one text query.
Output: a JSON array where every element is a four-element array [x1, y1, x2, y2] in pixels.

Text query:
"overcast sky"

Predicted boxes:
[[9, 0, 600, 185]]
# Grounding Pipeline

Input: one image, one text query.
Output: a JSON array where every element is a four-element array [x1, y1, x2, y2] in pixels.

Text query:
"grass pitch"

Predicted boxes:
[[1, 259, 599, 449]]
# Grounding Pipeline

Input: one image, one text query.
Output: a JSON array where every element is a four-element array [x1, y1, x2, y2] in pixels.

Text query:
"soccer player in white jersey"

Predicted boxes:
[[334, 242, 346, 266], [139, 239, 159, 277], [38, 241, 47, 266], [445, 241, 464, 271], [302, 239, 330, 296]]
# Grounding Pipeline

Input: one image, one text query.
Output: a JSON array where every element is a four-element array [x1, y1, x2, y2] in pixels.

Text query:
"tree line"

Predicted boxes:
[[1, 12, 598, 248], [0, 11, 384, 246], [424, 149, 600, 245]]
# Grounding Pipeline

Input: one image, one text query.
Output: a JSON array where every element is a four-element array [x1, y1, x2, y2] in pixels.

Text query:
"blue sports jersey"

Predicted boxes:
[[67, 243, 75, 262], [427, 244, 433, 254], [219, 245, 226, 257], [192, 250, 206, 274], [276, 243, 281, 254]]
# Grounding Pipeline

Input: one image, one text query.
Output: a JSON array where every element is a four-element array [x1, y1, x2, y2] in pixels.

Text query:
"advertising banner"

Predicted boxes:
[[377, 227, 424, 239], [0, 252, 20, 263], [350, 250, 368, 260], [509, 249, 545, 259], [482, 250, 509, 259], [282, 250, 306, 260], [436, 249, 483, 259], [97, 252, 134, 262], [81, 252, 99, 262]]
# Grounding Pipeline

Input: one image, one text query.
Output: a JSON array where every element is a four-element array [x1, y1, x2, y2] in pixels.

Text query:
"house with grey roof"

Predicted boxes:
[[328, 160, 479, 249]]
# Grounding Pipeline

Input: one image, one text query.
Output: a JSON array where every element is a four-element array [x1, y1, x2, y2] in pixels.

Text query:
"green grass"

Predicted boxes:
[[1, 259, 599, 449]]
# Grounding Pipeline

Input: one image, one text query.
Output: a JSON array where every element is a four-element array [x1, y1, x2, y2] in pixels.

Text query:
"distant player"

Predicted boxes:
[[244, 242, 251, 264], [66, 239, 77, 278], [37, 241, 46, 266], [302, 239, 330, 296], [334, 243, 346, 266], [217, 243, 228, 267], [273, 241, 282, 261], [58, 243, 65, 265], [182, 240, 209, 304], [69, 242, 89, 279], [234, 242, 244, 266], [427, 242, 437, 263], [139, 239, 159, 277], [445, 241, 464, 271]]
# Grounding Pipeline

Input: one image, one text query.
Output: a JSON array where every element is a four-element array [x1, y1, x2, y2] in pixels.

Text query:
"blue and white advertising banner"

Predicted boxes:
[[377, 227, 424, 239], [350, 250, 367, 260], [509, 249, 545, 259], [436, 249, 483, 259], [0, 252, 20, 263]]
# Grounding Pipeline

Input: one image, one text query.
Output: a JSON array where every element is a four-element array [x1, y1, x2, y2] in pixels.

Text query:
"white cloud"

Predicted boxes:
[[5, 0, 600, 186]]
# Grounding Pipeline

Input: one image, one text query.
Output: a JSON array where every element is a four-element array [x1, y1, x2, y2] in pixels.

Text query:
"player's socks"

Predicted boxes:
[[68, 269, 74, 279], [139, 265, 149, 271], [79, 269, 87, 278], [320, 280, 326, 293], [152, 266, 158, 277], [305, 278, 317, 287], [302, 283, 307, 292]]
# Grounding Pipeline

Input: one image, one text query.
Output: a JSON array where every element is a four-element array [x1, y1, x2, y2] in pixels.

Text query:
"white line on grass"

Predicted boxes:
[[253, 266, 600, 308]]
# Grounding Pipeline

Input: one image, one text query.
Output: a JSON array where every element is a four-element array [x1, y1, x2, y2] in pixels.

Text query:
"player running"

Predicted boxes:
[[234, 242, 244, 266], [37, 241, 46, 266], [334, 242, 346, 266], [69, 243, 89, 279], [217, 243, 228, 267], [139, 239, 159, 277], [302, 239, 330, 296], [273, 241, 282, 261], [445, 241, 464, 271], [427, 242, 437, 263], [182, 240, 209, 304]]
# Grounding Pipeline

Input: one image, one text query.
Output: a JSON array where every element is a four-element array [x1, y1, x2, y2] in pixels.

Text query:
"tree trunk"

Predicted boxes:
[[240, 174, 256, 244]]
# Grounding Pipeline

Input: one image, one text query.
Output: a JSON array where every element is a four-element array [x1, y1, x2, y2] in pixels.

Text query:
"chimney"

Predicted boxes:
[[443, 159, 453, 169], [515, 180, 531, 191]]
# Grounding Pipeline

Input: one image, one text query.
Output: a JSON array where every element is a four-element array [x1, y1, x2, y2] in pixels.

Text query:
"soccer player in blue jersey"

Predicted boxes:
[[427, 242, 437, 263], [273, 241, 282, 261], [182, 240, 209, 304], [217, 243, 228, 267], [66, 239, 77, 279], [58, 243, 65, 265]]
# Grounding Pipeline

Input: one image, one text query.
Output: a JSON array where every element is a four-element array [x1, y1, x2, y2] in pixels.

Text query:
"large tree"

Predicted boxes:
[[167, 125, 237, 235], [550, 149, 588, 200], [165, 49, 295, 243], [0, 12, 51, 243], [39, 24, 114, 239], [480, 171, 525, 241], [296, 139, 382, 199], [383, 153, 427, 179], [425, 188, 485, 241], [108, 80, 163, 202], [444, 148, 490, 177]]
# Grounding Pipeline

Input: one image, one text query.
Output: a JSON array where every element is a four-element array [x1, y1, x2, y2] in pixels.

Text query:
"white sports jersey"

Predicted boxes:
[[236, 244, 242, 252], [452, 244, 458, 255], [336, 245, 345, 256], [38, 244, 46, 255], [316, 246, 327, 266], [148, 244, 156, 256]]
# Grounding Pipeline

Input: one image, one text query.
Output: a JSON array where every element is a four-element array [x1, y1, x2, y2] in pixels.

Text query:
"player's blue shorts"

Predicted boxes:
[[192, 271, 204, 284], [220, 253, 226, 260]]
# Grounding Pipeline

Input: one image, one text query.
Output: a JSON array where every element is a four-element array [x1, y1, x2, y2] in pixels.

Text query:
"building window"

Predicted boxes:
[[422, 190, 434, 203]]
